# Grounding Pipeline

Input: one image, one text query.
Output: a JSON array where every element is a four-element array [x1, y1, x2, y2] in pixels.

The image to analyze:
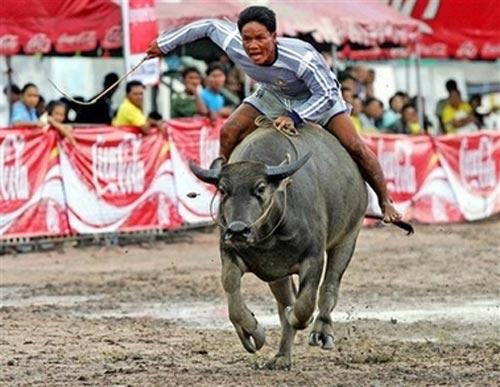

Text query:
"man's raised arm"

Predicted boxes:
[[147, 19, 238, 58]]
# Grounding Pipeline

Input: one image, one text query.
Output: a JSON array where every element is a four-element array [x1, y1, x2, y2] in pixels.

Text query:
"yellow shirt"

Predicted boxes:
[[112, 98, 146, 127], [441, 102, 472, 133]]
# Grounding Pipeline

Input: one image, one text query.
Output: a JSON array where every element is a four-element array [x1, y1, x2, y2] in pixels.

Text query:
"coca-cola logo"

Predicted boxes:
[[91, 134, 145, 196], [481, 43, 500, 59], [420, 43, 448, 57], [56, 31, 97, 51], [25, 33, 51, 54], [0, 34, 20, 54], [377, 139, 417, 194], [456, 41, 478, 59], [459, 137, 496, 190], [103, 25, 122, 49], [0, 135, 30, 201]]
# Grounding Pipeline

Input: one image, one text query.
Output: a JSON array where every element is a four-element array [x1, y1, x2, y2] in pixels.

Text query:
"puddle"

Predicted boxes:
[[81, 299, 499, 329]]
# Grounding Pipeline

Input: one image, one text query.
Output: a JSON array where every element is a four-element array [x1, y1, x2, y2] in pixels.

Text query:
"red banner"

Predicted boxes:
[[1, 122, 499, 239], [167, 118, 222, 224], [58, 126, 182, 233], [0, 129, 70, 238]]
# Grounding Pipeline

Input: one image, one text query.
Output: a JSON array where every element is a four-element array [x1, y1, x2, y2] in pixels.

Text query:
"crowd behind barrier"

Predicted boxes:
[[1, 119, 499, 240]]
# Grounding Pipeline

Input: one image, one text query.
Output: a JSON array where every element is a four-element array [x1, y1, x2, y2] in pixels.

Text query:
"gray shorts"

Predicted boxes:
[[243, 87, 348, 127]]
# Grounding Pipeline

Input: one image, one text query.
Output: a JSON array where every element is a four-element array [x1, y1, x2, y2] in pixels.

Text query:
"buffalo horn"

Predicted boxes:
[[189, 157, 225, 185], [265, 152, 312, 181]]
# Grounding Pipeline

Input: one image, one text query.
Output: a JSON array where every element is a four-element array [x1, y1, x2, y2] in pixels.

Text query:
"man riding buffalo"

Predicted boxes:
[[147, 6, 401, 223]]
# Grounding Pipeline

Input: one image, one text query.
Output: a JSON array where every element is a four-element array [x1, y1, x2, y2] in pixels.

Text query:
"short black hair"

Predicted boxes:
[[364, 97, 383, 109], [237, 6, 276, 33], [46, 100, 67, 115], [182, 66, 201, 79], [445, 79, 458, 92], [21, 83, 37, 94], [126, 80, 144, 94], [104, 72, 119, 88], [401, 103, 415, 113], [338, 72, 356, 83], [3, 84, 20, 95], [206, 62, 225, 76]]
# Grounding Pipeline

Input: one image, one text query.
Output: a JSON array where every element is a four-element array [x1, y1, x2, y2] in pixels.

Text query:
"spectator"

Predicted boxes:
[[393, 104, 423, 135], [171, 67, 208, 118], [382, 93, 405, 131], [201, 62, 233, 118], [359, 97, 384, 132], [40, 101, 76, 146], [221, 72, 242, 109], [353, 65, 369, 101], [10, 83, 42, 127], [112, 81, 161, 134], [410, 95, 432, 131], [469, 94, 498, 129], [350, 94, 363, 133], [342, 86, 354, 106], [36, 95, 46, 117], [76, 72, 119, 124], [435, 79, 458, 133], [3, 84, 21, 105], [338, 72, 356, 92], [365, 68, 376, 99], [442, 89, 478, 134]]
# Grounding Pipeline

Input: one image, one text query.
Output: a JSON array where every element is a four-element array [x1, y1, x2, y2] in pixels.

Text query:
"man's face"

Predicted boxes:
[[390, 95, 404, 113], [365, 100, 383, 119], [241, 21, 277, 66], [206, 69, 226, 92], [128, 86, 144, 108], [449, 90, 461, 108]]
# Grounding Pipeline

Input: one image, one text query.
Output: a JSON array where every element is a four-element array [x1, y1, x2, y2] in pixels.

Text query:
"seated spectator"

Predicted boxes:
[[365, 68, 376, 99], [359, 97, 384, 132], [435, 79, 458, 133], [10, 83, 42, 127], [393, 104, 423, 135], [36, 95, 46, 117], [382, 93, 405, 131], [353, 65, 369, 101], [350, 94, 363, 133], [201, 62, 233, 118], [40, 101, 76, 145], [76, 72, 119, 124], [170, 67, 208, 118], [410, 95, 432, 131], [469, 94, 498, 129], [3, 84, 21, 105], [112, 81, 161, 134], [442, 89, 478, 134], [338, 72, 356, 92]]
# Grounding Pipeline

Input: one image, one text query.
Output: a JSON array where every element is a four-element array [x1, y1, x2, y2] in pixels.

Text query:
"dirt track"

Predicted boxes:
[[1, 220, 499, 386]]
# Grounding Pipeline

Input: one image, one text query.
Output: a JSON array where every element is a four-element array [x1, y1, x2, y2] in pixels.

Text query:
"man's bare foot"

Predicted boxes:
[[381, 201, 402, 223]]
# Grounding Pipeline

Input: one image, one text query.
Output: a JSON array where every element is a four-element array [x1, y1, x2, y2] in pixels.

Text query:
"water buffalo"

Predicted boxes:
[[190, 117, 368, 369]]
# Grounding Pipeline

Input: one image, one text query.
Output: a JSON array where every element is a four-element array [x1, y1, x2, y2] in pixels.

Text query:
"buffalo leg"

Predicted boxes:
[[265, 276, 297, 370], [221, 251, 265, 353], [285, 255, 323, 330], [309, 233, 359, 349]]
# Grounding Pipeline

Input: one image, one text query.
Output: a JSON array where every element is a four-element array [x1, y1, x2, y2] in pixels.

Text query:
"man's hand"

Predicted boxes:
[[146, 40, 163, 59], [274, 116, 295, 130]]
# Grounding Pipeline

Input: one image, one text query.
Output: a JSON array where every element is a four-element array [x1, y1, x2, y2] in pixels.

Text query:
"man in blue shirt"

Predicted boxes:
[[147, 6, 401, 223]]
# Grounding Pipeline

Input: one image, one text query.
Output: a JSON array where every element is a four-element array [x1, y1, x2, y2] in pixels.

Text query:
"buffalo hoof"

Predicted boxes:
[[264, 354, 292, 370], [308, 332, 335, 350], [236, 322, 266, 353]]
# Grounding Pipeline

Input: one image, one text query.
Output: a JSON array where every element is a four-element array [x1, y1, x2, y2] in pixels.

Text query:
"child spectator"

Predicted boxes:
[[41, 101, 76, 146], [10, 83, 42, 127], [201, 62, 233, 118], [171, 67, 208, 118], [393, 104, 423, 135]]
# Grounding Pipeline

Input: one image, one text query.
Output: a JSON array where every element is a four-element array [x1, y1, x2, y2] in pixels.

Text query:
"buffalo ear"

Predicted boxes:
[[189, 159, 223, 185], [265, 152, 312, 181]]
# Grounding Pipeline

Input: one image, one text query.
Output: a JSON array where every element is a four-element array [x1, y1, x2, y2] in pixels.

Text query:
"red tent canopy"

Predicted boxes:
[[156, 0, 421, 50], [0, 0, 122, 55], [387, 0, 500, 60]]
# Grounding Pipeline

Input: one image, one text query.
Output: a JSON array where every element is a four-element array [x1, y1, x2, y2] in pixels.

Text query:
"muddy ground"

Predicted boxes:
[[1, 220, 499, 386]]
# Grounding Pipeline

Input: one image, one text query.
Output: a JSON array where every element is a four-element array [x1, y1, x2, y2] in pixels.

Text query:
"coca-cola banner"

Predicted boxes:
[[167, 118, 221, 224], [124, 0, 160, 85], [0, 129, 70, 238], [58, 126, 182, 233], [1, 123, 499, 240], [434, 132, 500, 221], [0, 0, 122, 55]]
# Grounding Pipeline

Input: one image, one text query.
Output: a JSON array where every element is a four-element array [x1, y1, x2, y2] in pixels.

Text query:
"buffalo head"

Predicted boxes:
[[189, 153, 311, 246]]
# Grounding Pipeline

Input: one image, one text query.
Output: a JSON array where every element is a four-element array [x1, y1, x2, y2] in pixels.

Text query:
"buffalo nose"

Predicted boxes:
[[225, 221, 251, 240]]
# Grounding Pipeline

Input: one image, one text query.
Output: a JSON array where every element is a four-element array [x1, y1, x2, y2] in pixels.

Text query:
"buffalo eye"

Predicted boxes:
[[254, 182, 267, 197]]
